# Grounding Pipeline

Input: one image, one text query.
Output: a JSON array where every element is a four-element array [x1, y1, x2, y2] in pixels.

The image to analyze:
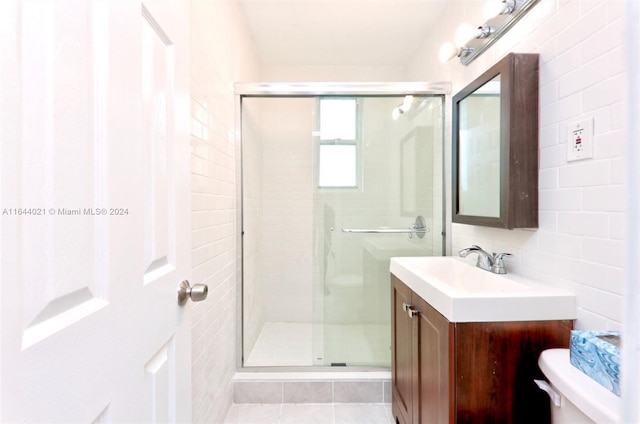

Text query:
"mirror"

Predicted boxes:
[[453, 53, 539, 229], [457, 75, 501, 218]]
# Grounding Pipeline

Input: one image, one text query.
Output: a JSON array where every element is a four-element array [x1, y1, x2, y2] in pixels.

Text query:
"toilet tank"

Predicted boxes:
[[538, 349, 621, 424]]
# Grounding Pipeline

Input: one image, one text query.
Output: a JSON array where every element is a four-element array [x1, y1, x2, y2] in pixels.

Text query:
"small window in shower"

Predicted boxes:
[[319, 98, 357, 140], [318, 98, 359, 188], [318, 144, 357, 187]]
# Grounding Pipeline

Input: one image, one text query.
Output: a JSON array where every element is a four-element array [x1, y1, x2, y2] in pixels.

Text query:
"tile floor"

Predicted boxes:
[[244, 322, 390, 367], [224, 403, 395, 424]]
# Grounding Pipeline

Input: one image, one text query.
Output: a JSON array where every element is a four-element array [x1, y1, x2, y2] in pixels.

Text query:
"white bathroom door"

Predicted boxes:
[[0, 0, 192, 422]]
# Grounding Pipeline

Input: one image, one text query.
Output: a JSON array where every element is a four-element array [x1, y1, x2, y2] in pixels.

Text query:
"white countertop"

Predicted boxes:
[[390, 256, 576, 323]]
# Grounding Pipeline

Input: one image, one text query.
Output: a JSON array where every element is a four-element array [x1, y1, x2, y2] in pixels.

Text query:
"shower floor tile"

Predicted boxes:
[[245, 322, 314, 366], [244, 321, 390, 367], [224, 403, 394, 424]]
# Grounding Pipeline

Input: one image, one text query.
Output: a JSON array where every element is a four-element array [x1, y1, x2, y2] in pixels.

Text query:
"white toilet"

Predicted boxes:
[[538, 349, 622, 424]]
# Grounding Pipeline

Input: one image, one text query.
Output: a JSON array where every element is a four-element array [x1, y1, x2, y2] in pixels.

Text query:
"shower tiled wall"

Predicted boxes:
[[406, 0, 625, 330], [190, 1, 260, 423], [260, 98, 316, 323]]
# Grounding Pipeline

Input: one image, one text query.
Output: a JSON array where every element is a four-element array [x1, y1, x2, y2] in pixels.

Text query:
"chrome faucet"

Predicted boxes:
[[458, 245, 513, 274]]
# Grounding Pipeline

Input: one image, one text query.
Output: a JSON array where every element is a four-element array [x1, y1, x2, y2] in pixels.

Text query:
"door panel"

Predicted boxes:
[[0, 1, 191, 421], [144, 338, 176, 422], [18, 0, 110, 350], [142, 5, 174, 280]]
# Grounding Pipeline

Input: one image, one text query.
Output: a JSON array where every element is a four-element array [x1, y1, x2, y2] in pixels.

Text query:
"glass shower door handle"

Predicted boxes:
[[341, 215, 429, 239]]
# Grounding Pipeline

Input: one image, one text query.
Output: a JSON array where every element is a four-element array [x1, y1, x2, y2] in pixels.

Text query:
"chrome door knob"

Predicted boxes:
[[177, 280, 208, 306]]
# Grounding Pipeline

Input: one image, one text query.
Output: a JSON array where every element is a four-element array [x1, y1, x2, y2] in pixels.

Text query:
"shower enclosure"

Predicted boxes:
[[237, 83, 447, 368]]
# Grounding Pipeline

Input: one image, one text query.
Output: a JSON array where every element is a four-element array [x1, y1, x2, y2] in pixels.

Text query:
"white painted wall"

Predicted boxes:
[[189, 1, 260, 422], [261, 65, 405, 82], [406, 0, 625, 330]]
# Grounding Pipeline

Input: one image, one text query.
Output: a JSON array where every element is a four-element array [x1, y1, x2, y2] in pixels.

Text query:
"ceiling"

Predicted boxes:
[[238, 0, 447, 66]]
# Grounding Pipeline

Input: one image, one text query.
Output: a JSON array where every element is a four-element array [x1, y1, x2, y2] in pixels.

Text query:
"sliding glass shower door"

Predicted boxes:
[[241, 91, 444, 367]]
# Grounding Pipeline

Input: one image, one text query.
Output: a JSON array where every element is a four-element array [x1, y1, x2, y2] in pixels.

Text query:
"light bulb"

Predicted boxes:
[[483, 0, 515, 20], [483, 0, 504, 19], [455, 23, 476, 48], [392, 107, 400, 120], [401, 95, 414, 112], [439, 42, 458, 63]]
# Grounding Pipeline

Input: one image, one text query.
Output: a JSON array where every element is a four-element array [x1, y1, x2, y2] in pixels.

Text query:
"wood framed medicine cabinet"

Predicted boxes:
[[452, 53, 539, 229]]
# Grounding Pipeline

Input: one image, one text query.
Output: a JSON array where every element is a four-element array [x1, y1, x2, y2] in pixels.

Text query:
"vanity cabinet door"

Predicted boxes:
[[391, 277, 415, 424], [392, 275, 452, 424], [454, 321, 573, 423], [414, 293, 451, 424]]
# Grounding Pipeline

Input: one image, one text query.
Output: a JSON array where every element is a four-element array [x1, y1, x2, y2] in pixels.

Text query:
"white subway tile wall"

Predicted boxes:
[[406, 0, 625, 330], [190, 1, 260, 423]]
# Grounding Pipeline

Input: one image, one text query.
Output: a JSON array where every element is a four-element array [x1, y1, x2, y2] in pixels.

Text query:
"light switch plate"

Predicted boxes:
[[566, 119, 593, 162]]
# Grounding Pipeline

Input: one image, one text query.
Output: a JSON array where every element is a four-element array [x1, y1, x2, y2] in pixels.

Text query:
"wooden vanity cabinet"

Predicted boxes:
[[391, 275, 572, 424]]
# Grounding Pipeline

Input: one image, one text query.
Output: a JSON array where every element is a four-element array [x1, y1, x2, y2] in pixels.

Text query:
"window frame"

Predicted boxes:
[[315, 97, 362, 190]]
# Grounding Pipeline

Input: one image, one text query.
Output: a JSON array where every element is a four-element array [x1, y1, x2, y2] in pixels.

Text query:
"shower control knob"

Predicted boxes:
[[177, 280, 208, 306]]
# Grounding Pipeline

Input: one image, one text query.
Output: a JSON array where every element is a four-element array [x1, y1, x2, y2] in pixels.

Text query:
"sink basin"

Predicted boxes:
[[390, 256, 576, 322]]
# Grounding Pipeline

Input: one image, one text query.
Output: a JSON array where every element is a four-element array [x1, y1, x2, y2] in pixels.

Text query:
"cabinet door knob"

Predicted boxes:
[[402, 302, 419, 318]]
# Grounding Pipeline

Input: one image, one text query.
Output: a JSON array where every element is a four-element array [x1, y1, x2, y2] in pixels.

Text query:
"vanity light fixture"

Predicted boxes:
[[439, 0, 540, 66]]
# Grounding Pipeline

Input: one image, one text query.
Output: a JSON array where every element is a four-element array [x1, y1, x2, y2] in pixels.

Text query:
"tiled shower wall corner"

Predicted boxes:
[[406, 0, 626, 330], [190, 1, 260, 423]]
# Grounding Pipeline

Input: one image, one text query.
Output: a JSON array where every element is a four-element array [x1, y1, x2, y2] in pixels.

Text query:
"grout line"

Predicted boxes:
[[281, 381, 284, 404], [333, 402, 338, 424], [331, 381, 335, 403]]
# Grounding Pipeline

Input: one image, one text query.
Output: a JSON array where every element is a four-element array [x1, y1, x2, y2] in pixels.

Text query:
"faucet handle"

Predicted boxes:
[[491, 253, 512, 274], [494, 252, 512, 261]]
